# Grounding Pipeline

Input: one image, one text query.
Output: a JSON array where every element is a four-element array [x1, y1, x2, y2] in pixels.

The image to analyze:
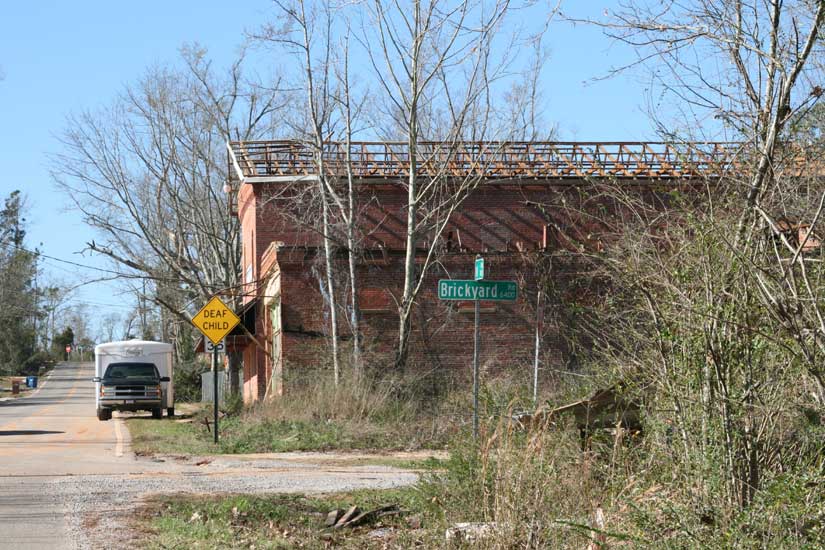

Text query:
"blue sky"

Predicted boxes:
[[0, 1, 656, 338]]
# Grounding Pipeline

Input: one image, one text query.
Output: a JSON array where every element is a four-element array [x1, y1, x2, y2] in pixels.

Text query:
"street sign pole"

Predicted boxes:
[[533, 290, 543, 404], [472, 255, 483, 439], [213, 347, 219, 444], [437, 261, 517, 441], [191, 296, 240, 447], [473, 297, 480, 439]]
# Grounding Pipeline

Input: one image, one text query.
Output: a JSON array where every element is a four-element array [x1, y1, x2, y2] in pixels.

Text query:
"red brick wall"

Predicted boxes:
[[249, 183, 646, 254], [267, 250, 592, 380], [240, 311, 271, 402], [236, 178, 673, 398]]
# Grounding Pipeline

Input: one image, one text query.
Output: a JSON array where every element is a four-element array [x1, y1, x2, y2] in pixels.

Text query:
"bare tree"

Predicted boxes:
[[53, 49, 285, 394], [253, 2, 373, 381], [39, 282, 71, 351], [99, 312, 121, 343], [363, 0, 554, 369], [335, 35, 366, 373], [251, 1, 343, 383], [582, 0, 825, 509]]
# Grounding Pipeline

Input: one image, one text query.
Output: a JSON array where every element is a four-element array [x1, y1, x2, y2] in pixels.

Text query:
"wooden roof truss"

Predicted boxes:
[[227, 140, 739, 182]]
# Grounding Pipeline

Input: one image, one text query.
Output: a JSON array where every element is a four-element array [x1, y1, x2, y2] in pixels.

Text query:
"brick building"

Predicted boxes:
[[226, 141, 731, 402]]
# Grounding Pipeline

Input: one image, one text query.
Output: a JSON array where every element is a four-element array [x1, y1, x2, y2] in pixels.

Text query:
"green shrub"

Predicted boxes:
[[174, 360, 209, 402], [21, 350, 52, 375], [221, 391, 244, 416]]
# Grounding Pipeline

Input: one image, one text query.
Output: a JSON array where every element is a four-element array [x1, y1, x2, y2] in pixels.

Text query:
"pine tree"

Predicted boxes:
[[0, 191, 39, 374]]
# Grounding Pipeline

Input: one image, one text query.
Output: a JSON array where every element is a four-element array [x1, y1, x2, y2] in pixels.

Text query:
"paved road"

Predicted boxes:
[[0, 362, 138, 549], [0, 362, 419, 549]]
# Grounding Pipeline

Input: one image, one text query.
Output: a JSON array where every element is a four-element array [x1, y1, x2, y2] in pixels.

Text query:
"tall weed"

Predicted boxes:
[[418, 414, 619, 549]]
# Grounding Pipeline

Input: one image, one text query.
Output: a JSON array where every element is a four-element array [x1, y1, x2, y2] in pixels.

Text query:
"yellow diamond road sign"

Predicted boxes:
[[192, 296, 241, 345]]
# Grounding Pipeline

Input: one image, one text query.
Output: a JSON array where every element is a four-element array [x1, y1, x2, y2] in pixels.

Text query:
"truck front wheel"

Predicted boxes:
[[167, 407, 175, 418], [97, 409, 112, 421], [152, 407, 162, 419]]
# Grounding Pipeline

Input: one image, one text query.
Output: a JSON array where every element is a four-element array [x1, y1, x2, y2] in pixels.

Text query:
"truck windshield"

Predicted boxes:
[[104, 362, 160, 380]]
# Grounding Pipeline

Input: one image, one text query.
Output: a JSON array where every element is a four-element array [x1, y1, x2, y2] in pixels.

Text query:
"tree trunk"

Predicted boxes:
[[396, 305, 413, 372], [342, 60, 362, 373], [396, 137, 418, 371], [320, 177, 340, 385], [395, 8, 420, 371], [347, 229, 362, 372]]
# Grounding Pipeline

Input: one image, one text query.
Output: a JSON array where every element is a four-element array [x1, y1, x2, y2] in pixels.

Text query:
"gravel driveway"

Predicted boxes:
[[61, 455, 421, 548]]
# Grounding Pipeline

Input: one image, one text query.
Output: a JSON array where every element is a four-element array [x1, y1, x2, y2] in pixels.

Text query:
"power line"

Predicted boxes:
[[61, 298, 137, 310], [0, 240, 178, 282], [0, 240, 126, 276]]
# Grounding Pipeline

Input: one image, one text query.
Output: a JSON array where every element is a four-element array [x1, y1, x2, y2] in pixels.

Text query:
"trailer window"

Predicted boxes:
[[104, 362, 160, 380]]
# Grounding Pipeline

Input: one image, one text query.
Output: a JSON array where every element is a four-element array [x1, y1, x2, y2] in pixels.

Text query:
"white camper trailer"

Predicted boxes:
[[94, 340, 174, 421]]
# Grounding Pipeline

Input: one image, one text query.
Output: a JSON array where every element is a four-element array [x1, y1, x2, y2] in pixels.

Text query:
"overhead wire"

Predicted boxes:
[[0, 240, 128, 276], [0, 240, 180, 282]]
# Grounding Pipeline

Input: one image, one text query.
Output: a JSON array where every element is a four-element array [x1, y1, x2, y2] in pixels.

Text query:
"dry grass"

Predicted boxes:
[[263, 370, 411, 424], [240, 370, 463, 451], [130, 370, 467, 455]]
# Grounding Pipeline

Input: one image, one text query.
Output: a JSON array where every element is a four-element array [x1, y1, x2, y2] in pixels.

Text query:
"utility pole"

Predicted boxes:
[[32, 257, 38, 350], [140, 279, 147, 338]]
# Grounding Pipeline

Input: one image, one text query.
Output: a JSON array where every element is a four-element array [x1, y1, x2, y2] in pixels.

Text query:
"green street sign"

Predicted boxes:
[[438, 279, 518, 301], [438, 276, 518, 440]]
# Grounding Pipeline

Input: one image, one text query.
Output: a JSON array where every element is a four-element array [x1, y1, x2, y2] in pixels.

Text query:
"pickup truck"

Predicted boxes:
[[93, 362, 170, 421]]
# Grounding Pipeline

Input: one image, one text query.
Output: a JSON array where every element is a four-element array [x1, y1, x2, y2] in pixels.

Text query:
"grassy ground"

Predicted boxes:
[[125, 334, 825, 547], [127, 408, 452, 456], [125, 371, 475, 456], [130, 392, 825, 549], [129, 426, 610, 550], [133, 487, 441, 550], [128, 375, 624, 549], [127, 414, 218, 456]]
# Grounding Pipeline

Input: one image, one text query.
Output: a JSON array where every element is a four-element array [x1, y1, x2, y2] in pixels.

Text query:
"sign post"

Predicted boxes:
[[533, 291, 543, 404], [472, 258, 482, 438], [192, 296, 240, 444], [205, 340, 226, 353], [211, 348, 218, 442], [438, 257, 517, 439]]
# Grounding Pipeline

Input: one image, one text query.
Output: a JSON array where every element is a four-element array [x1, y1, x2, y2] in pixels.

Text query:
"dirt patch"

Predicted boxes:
[[80, 515, 99, 531], [61, 453, 422, 548]]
